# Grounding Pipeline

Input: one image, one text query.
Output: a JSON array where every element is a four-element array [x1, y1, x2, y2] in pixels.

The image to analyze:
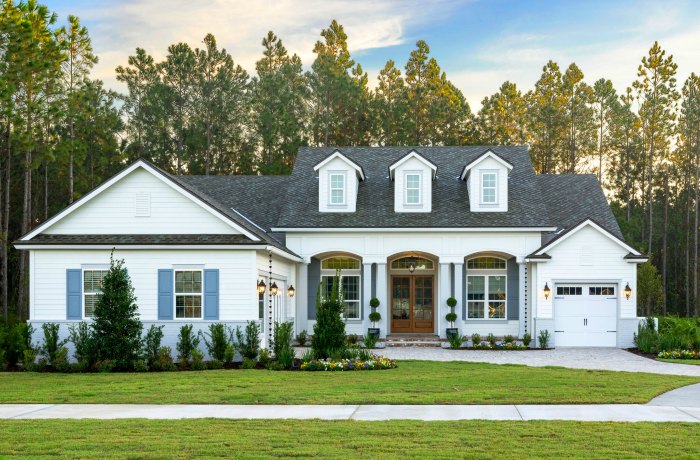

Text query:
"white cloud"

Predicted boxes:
[[54, 0, 460, 94]]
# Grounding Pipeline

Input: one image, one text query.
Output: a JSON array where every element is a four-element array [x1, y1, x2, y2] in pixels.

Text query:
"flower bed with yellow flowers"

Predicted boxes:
[[300, 355, 397, 371], [658, 350, 699, 360]]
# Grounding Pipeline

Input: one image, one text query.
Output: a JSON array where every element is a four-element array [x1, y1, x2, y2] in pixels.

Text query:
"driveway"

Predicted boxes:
[[378, 347, 700, 377]]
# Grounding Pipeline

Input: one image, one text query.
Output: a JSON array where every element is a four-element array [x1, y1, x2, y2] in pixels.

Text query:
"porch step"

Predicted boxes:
[[385, 335, 442, 348]]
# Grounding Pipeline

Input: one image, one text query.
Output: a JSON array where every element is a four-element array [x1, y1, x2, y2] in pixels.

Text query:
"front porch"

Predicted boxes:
[[296, 250, 530, 341]]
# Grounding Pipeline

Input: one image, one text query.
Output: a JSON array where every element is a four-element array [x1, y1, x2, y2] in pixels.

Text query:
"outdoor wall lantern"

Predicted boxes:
[[543, 282, 551, 300], [624, 282, 632, 300], [257, 280, 266, 294], [287, 285, 295, 297], [408, 262, 416, 273], [270, 282, 279, 296]]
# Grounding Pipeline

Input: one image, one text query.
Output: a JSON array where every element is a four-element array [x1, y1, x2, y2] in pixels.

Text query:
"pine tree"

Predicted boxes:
[[373, 59, 409, 145], [91, 253, 142, 370], [56, 14, 97, 204], [311, 272, 346, 359], [633, 41, 679, 254], [526, 61, 567, 173], [477, 81, 527, 145], [593, 78, 618, 181]]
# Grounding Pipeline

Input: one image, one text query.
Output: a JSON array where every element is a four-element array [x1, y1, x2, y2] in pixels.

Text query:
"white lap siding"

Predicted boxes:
[[531, 225, 639, 348], [44, 168, 238, 235], [30, 249, 258, 321]]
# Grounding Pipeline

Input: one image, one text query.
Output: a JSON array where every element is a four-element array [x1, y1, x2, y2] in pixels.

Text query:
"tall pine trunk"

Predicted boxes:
[[662, 173, 668, 315], [1, 122, 9, 322]]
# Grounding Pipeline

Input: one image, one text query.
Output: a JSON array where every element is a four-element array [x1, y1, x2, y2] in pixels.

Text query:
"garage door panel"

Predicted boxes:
[[553, 284, 618, 347]]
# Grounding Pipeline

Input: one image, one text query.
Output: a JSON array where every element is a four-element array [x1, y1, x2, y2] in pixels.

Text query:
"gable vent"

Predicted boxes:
[[134, 192, 151, 217], [580, 245, 593, 266]]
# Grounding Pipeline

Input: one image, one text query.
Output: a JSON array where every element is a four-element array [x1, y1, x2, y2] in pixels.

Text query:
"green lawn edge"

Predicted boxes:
[[0, 360, 697, 405], [1, 419, 699, 459], [658, 358, 700, 366]]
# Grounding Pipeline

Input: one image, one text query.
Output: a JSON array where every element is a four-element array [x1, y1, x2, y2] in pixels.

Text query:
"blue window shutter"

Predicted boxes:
[[507, 257, 519, 320], [158, 269, 174, 320], [203, 269, 219, 320], [66, 269, 82, 320]]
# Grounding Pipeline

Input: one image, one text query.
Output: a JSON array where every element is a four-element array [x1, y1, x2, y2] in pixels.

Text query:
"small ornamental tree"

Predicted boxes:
[[311, 271, 346, 359], [92, 252, 143, 370]]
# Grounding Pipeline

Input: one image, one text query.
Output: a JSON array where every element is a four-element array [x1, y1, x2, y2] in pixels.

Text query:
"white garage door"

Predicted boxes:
[[554, 284, 617, 347]]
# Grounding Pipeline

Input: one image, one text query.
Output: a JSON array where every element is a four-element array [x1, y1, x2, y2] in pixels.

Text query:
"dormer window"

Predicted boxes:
[[329, 173, 346, 205], [313, 150, 364, 213], [405, 173, 421, 205], [461, 149, 513, 213], [481, 172, 497, 204]]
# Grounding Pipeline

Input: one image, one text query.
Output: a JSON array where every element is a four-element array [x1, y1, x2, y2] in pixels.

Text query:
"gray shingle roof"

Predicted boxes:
[[18, 234, 258, 245], [537, 174, 623, 243], [277, 146, 603, 230]]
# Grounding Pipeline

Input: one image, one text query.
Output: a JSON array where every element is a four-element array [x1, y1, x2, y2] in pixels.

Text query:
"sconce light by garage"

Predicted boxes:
[[543, 282, 551, 300]]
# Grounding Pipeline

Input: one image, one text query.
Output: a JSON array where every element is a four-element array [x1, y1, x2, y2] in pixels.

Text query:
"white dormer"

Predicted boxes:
[[460, 150, 513, 212], [313, 150, 365, 213], [389, 150, 437, 213]]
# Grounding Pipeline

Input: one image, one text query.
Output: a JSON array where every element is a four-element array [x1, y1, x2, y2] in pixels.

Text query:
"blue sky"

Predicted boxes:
[[45, 0, 700, 109]]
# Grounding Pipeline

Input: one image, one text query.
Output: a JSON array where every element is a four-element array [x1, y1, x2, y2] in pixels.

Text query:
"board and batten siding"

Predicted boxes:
[[45, 168, 238, 235], [30, 249, 258, 321], [532, 225, 637, 320]]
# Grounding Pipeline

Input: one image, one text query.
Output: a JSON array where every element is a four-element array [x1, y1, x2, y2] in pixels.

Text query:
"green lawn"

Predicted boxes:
[[1, 419, 699, 458], [0, 361, 697, 404], [659, 358, 700, 366]]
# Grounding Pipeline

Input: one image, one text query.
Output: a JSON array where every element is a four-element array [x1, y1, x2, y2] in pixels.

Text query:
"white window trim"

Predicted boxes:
[[480, 170, 498, 205], [320, 256, 361, 320], [466, 268, 507, 320], [328, 171, 347, 206], [82, 267, 109, 319], [404, 171, 422, 206], [174, 269, 204, 320]]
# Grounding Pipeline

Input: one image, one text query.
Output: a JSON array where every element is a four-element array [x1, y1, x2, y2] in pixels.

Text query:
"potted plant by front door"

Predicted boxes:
[[445, 297, 459, 339], [368, 297, 381, 339]]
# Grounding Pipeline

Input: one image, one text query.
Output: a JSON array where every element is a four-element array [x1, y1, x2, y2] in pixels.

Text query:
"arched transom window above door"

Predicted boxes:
[[466, 256, 507, 320], [320, 256, 361, 320], [390, 256, 435, 272]]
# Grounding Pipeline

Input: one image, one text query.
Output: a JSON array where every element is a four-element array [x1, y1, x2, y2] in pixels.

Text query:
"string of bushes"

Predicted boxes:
[[634, 316, 700, 355]]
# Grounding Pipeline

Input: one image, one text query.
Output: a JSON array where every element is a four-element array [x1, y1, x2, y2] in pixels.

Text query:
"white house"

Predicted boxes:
[[14, 146, 648, 352]]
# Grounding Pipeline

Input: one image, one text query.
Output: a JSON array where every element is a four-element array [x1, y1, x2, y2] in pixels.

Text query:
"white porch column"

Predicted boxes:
[[517, 259, 527, 338], [295, 261, 309, 335], [375, 262, 388, 337], [362, 262, 372, 325], [453, 262, 464, 335], [439, 262, 450, 337]]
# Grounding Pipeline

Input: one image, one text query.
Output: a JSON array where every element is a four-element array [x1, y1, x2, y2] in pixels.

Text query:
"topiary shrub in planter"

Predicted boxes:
[[445, 297, 458, 339], [368, 297, 381, 339]]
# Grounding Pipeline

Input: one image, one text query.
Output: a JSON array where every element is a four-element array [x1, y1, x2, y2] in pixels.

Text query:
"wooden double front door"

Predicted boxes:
[[391, 275, 434, 333]]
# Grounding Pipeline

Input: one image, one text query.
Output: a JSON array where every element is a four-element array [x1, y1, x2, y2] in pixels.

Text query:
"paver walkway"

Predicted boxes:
[[378, 347, 700, 376], [1, 402, 699, 422]]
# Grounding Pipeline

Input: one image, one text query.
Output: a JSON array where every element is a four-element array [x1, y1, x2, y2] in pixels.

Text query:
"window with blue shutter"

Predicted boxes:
[[158, 269, 174, 320], [66, 269, 82, 320], [203, 269, 219, 320]]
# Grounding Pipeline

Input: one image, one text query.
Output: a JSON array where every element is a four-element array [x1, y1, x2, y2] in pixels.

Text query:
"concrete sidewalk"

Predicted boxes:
[[1, 403, 699, 422]]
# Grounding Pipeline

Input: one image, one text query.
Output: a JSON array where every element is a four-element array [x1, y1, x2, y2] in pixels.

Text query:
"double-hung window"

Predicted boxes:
[[320, 256, 361, 320], [481, 172, 497, 204], [466, 257, 507, 319], [175, 270, 202, 319], [329, 173, 345, 205], [405, 173, 421, 205], [83, 269, 108, 318]]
